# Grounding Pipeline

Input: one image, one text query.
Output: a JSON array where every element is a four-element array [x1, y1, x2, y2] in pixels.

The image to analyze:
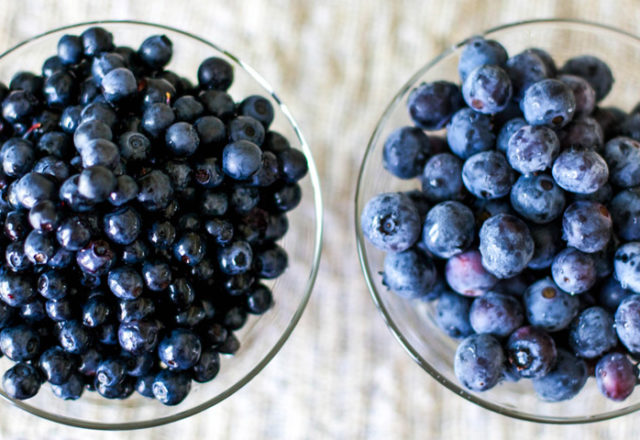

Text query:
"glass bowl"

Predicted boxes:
[[0, 20, 323, 429], [355, 18, 640, 424]]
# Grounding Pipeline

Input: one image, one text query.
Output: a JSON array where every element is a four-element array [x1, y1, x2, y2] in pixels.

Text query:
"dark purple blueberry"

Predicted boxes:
[[0, 324, 40, 361], [152, 370, 191, 406], [138, 35, 172, 70], [381, 248, 436, 299], [157, 328, 201, 371], [198, 57, 233, 91], [56, 320, 92, 354], [595, 353, 636, 401], [561, 55, 613, 101], [73, 120, 112, 151], [14, 172, 55, 210], [80, 27, 114, 56], [505, 50, 550, 101], [136, 170, 174, 211], [506, 326, 557, 379], [76, 240, 115, 276], [558, 74, 597, 116], [408, 81, 464, 130], [599, 277, 632, 312], [38, 346, 74, 384], [240, 95, 274, 127], [118, 319, 160, 355], [558, 117, 603, 151], [57, 34, 83, 65], [382, 126, 430, 179], [528, 223, 562, 270], [142, 261, 172, 291], [51, 373, 84, 400], [445, 249, 497, 297], [108, 267, 144, 300], [435, 290, 473, 338], [3, 363, 41, 399]]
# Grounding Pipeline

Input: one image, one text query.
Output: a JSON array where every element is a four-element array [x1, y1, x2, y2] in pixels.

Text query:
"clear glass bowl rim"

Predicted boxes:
[[0, 19, 324, 430], [355, 17, 640, 425]]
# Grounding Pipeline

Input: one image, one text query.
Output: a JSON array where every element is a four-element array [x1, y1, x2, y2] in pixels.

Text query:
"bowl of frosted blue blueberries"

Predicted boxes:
[[0, 21, 322, 429], [356, 19, 640, 423]]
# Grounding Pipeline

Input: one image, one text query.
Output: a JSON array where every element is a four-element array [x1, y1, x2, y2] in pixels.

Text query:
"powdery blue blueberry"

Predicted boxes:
[[458, 36, 508, 81], [382, 248, 437, 299], [524, 277, 580, 331], [615, 294, 640, 353], [462, 151, 514, 200], [445, 249, 497, 297], [521, 79, 576, 128], [479, 214, 534, 279], [506, 125, 560, 174], [569, 306, 617, 359], [562, 201, 612, 254], [435, 290, 473, 339], [420, 153, 464, 202], [603, 137, 640, 188], [407, 81, 464, 130], [454, 334, 505, 392], [382, 126, 431, 179], [469, 291, 523, 338], [422, 201, 475, 259], [561, 55, 614, 101], [551, 247, 597, 294], [551, 148, 608, 194], [532, 349, 588, 402], [446, 108, 495, 159], [462, 65, 512, 114], [505, 50, 550, 101], [360, 192, 421, 253], [614, 242, 640, 293]]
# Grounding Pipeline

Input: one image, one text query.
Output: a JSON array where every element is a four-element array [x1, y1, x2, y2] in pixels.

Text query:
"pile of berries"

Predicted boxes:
[[362, 36, 640, 402], [0, 26, 307, 405]]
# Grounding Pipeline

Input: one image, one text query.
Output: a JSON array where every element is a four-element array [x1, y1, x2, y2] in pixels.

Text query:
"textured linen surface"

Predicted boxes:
[[0, 1, 639, 439]]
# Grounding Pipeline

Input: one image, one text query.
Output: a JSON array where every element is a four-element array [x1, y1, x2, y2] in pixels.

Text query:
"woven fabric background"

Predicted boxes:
[[0, 1, 639, 439]]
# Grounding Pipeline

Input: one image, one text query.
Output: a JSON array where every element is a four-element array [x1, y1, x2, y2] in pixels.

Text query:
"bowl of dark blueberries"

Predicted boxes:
[[356, 19, 640, 422], [0, 20, 322, 429]]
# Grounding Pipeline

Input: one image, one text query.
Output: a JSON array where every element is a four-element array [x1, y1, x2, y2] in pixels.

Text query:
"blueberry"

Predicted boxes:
[[172, 95, 204, 123], [509, 174, 565, 224], [142, 261, 172, 291], [121, 240, 149, 265], [38, 346, 74, 384], [562, 55, 613, 101], [118, 319, 160, 355], [43, 71, 75, 108], [198, 90, 235, 119], [198, 57, 233, 91], [96, 357, 127, 387], [250, 151, 279, 187], [552, 148, 608, 194], [200, 191, 228, 216], [435, 290, 473, 338], [165, 121, 199, 156], [522, 79, 576, 128], [479, 214, 533, 279], [57, 34, 83, 65], [95, 376, 135, 399], [569, 306, 617, 359], [142, 103, 175, 138], [407, 81, 464, 130], [462, 65, 512, 114], [103, 206, 141, 244], [614, 242, 640, 293], [14, 172, 55, 209], [422, 201, 475, 259], [5, 242, 30, 272], [147, 220, 176, 249], [551, 247, 596, 294], [33, 155, 71, 182], [603, 137, 640, 188], [528, 223, 562, 270], [4, 211, 29, 241], [108, 266, 144, 300], [506, 326, 557, 379], [524, 277, 580, 331], [80, 27, 114, 56], [56, 216, 91, 251], [381, 126, 429, 179], [240, 95, 274, 127], [446, 108, 495, 159], [2, 90, 39, 122], [73, 120, 112, 151], [101, 67, 137, 103], [45, 298, 74, 322], [82, 295, 112, 327], [119, 296, 155, 323], [192, 347, 220, 383], [445, 249, 497, 296], [506, 125, 559, 174], [108, 174, 138, 206], [37, 270, 68, 300], [51, 373, 84, 400], [562, 201, 612, 253], [173, 232, 206, 266], [79, 138, 120, 169], [194, 115, 225, 146], [138, 35, 172, 70], [496, 117, 526, 154], [24, 230, 56, 265], [532, 349, 588, 402], [598, 277, 632, 313], [2, 363, 41, 400], [152, 370, 191, 406], [469, 291, 523, 337], [381, 247, 436, 299], [135, 374, 156, 398], [458, 36, 508, 81], [80, 101, 117, 127], [0, 324, 40, 361], [37, 131, 71, 158], [1, 138, 35, 177], [205, 218, 234, 246], [137, 170, 174, 211], [76, 165, 116, 203], [462, 151, 514, 199], [28, 200, 61, 232], [217, 241, 253, 275], [56, 320, 92, 354], [361, 192, 421, 253], [420, 153, 463, 202], [505, 50, 550, 100], [595, 353, 636, 401], [558, 116, 604, 151], [76, 239, 115, 275], [558, 74, 597, 116], [454, 333, 504, 391], [403, 189, 430, 218], [157, 328, 201, 371]]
